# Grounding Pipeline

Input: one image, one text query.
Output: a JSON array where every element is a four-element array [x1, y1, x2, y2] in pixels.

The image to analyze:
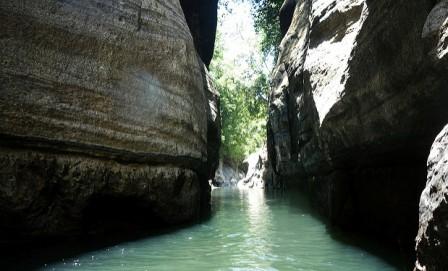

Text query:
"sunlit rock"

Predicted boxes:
[[238, 148, 273, 189], [415, 124, 448, 271]]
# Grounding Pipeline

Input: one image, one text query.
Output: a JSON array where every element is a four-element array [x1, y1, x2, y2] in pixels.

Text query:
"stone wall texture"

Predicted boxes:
[[415, 124, 448, 271], [268, 0, 448, 256], [0, 0, 218, 241]]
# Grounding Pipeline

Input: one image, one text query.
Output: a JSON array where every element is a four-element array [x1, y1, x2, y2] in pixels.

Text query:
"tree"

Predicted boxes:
[[250, 0, 284, 59], [218, 0, 283, 60], [210, 31, 269, 164]]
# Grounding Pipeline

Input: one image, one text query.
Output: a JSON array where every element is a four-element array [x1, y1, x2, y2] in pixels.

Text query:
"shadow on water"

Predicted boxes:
[[267, 186, 409, 270], [2, 187, 409, 270], [1, 213, 213, 271]]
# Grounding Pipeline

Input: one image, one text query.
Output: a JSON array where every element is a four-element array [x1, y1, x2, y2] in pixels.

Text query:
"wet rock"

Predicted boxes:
[[267, 0, 448, 251], [415, 124, 448, 271], [0, 0, 218, 240]]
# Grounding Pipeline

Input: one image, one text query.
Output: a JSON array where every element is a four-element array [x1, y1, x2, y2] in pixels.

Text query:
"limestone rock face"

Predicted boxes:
[[0, 0, 218, 240], [415, 124, 448, 271], [268, 0, 448, 251], [238, 148, 273, 189]]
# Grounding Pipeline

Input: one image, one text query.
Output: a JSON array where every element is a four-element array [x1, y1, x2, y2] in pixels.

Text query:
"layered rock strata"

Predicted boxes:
[[0, 0, 218, 241], [268, 0, 448, 252]]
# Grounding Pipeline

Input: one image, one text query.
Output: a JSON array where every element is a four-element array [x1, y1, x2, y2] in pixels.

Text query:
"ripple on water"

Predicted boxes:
[[35, 188, 404, 271]]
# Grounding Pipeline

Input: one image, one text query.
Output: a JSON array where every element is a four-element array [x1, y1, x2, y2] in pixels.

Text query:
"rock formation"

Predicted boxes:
[[0, 0, 218, 241], [268, 0, 448, 254], [279, 0, 298, 37], [213, 160, 242, 188], [238, 148, 274, 189], [180, 0, 219, 67], [415, 124, 448, 271]]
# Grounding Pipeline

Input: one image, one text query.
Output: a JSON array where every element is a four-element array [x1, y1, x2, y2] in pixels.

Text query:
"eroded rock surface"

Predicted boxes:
[[415, 124, 448, 271], [238, 148, 274, 189], [268, 0, 448, 252], [0, 0, 218, 241]]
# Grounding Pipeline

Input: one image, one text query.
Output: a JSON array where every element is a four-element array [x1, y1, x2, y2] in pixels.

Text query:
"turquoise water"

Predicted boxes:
[[35, 188, 403, 271]]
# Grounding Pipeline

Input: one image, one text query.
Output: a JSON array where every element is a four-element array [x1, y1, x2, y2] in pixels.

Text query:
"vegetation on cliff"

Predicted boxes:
[[220, 0, 283, 59], [210, 32, 268, 163], [210, 0, 275, 163], [250, 0, 284, 58]]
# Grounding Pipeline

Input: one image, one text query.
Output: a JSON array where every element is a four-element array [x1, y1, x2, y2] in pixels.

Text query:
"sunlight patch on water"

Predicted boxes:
[[37, 189, 403, 271]]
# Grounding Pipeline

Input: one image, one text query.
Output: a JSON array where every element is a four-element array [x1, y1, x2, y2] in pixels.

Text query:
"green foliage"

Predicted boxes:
[[250, 0, 284, 59], [218, 0, 283, 60], [210, 32, 268, 163]]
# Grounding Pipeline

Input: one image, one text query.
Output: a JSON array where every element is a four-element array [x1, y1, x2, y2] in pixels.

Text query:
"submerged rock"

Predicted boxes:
[[415, 124, 448, 271], [268, 0, 448, 253], [0, 0, 218, 241]]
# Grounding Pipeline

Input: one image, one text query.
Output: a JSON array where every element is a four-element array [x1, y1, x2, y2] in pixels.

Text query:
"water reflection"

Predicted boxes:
[[9, 188, 405, 271], [241, 189, 273, 269]]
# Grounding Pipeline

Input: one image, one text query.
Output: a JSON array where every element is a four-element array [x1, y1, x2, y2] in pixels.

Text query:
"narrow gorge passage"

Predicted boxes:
[[7, 189, 405, 270], [1, 0, 447, 270]]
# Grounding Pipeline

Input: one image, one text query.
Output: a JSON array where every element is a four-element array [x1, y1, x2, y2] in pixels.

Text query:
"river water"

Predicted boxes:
[[28, 188, 404, 271]]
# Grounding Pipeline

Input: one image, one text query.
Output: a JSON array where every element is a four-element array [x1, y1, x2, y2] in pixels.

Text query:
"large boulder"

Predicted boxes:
[[415, 124, 448, 271], [268, 0, 448, 252], [0, 0, 218, 241]]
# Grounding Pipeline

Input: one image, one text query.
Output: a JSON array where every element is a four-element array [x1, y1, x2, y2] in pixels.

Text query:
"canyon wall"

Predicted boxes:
[[268, 0, 448, 255], [180, 0, 219, 67], [416, 124, 448, 271], [0, 0, 218, 241]]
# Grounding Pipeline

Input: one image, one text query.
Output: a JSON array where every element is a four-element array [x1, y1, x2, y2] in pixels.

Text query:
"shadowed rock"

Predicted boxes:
[[180, 0, 219, 67], [280, 0, 298, 37], [267, 0, 448, 257]]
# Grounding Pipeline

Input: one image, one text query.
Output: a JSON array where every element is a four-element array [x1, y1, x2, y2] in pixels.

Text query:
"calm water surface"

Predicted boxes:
[[34, 188, 403, 271]]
